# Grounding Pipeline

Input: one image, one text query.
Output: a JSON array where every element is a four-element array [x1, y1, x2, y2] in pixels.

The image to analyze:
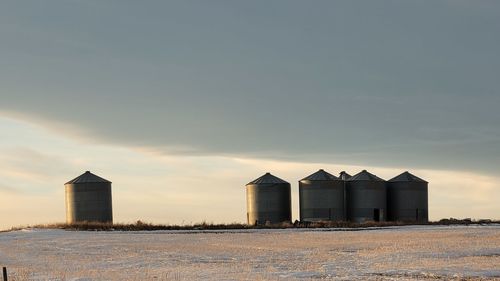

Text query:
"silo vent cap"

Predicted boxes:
[[339, 171, 352, 180]]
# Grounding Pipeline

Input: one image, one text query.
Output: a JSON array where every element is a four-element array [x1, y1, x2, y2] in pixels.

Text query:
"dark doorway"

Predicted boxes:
[[373, 209, 380, 222], [416, 209, 419, 221]]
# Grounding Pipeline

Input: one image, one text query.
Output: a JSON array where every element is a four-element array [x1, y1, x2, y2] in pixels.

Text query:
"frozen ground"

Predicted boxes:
[[0, 225, 499, 280]]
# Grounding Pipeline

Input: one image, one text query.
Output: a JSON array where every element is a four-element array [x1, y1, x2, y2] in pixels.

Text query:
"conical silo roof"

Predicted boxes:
[[339, 171, 352, 180], [347, 170, 385, 181], [388, 171, 427, 183], [300, 169, 339, 181], [247, 173, 289, 185], [65, 171, 112, 184]]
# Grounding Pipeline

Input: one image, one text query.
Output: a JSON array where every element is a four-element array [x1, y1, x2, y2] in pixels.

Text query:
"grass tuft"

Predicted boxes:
[[4, 217, 496, 232]]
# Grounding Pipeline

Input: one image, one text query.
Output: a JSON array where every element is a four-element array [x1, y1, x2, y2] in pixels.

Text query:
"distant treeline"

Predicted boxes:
[[6, 218, 498, 232]]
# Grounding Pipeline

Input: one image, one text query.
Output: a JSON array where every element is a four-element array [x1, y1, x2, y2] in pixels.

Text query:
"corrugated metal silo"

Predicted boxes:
[[387, 171, 428, 222], [65, 171, 113, 224], [246, 173, 291, 225], [299, 169, 345, 221], [346, 170, 386, 223]]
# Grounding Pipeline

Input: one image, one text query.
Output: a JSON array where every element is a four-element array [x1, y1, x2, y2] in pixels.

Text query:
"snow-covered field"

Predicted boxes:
[[0, 225, 499, 280]]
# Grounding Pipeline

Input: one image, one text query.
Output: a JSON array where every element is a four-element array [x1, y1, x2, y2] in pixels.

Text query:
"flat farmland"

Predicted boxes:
[[0, 225, 499, 280]]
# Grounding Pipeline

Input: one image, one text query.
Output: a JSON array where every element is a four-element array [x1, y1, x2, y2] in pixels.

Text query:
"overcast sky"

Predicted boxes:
[[1, 1, 499, 229]]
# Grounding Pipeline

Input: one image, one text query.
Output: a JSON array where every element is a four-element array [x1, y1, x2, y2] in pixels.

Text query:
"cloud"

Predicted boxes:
[[0, 114, 499, 230], [0, 147, 73, 180], [1, 2, 500, 175], [0, 183, 21, 194]]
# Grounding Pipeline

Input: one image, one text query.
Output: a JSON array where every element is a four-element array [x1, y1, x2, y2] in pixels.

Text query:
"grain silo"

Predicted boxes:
[[246, 173, 291, 225], [346, 170, 386, 223], [299, 169, 345, 221], [387, 171, 428, 222], [65, 171, 113, 224]]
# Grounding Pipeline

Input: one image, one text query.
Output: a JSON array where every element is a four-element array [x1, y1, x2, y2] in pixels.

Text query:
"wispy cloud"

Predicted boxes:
[[0, 183, 22, 194]]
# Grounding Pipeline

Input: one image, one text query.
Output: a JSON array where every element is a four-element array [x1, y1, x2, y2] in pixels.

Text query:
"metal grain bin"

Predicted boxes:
[[299, 169, 345, 221], [346, 170, 386, 223], [246, 173, 291, 225], [387, 171, 428, 222], [65, 171, 113, 224]]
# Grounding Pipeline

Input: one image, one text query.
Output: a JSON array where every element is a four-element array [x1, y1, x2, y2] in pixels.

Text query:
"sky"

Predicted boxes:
[[1, 1, 499, 229]]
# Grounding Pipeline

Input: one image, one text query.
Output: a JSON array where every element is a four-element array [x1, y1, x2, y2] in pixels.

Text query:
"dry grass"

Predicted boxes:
[[5, 218, 497, 232]]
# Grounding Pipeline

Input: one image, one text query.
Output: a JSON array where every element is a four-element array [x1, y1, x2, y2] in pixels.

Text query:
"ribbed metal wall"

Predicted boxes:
[[65, 171, 113, 224], [299, 169, 345, 221], [387, 171, 428, 222], [246, 173, 291, 225], [346, 170, 386, 223]]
